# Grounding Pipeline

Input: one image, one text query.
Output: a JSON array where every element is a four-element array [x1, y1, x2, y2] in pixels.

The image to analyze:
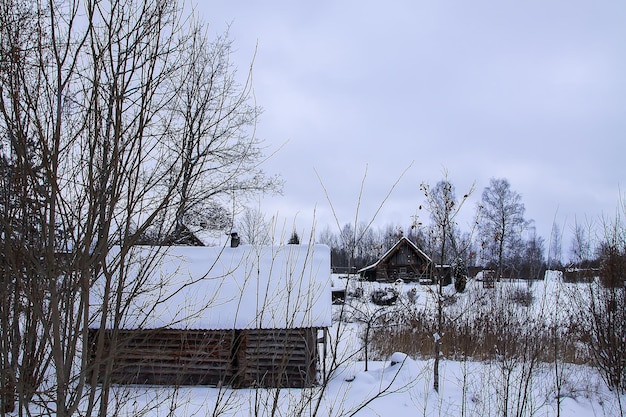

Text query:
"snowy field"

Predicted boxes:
[[107, 355, 616, 416], [100, 272, 625, 417]]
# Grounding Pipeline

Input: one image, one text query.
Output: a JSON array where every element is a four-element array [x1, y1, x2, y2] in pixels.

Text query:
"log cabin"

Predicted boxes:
[[358, 237, 433, 283], [88, 243, 331, 388]]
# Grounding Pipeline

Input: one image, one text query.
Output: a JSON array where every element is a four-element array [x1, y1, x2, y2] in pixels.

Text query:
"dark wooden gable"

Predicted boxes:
[[360, 237, 432, 282], [386, 243, 414, 266], [161, 224, 205, 246]]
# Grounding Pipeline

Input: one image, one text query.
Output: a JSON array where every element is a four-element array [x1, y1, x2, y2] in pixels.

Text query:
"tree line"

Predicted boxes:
[[317, 176, 607, 280]]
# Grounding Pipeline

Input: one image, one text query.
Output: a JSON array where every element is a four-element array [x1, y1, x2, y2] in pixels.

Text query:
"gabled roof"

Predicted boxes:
[[90, 244, 332, 330], [162, 224, 205, 246], [358, 237, 431, 273]]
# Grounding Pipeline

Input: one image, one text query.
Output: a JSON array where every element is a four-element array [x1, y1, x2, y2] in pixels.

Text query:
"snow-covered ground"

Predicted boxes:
[[102, 272, 625, 416], [108, 332, 621, 417]]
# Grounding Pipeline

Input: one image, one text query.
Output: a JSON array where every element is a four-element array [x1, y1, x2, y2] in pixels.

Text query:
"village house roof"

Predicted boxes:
[[358, 236, 432, 273], [90, 244, 332, 330]]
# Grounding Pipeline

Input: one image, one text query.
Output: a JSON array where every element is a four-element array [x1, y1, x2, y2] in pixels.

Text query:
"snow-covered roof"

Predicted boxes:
[[90, 244, 332, 330], [358, 237, 431, 273]]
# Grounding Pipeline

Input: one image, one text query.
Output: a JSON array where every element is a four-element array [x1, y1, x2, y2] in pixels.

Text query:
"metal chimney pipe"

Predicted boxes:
[[230, 231, 240, 248]]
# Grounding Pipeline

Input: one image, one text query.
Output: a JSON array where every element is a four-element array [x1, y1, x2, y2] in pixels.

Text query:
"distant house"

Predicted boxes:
[[88, 243, 331, 388], [563, 267, 597, 283], [358, 237, 433, 283], [161, 224, 206, 246]]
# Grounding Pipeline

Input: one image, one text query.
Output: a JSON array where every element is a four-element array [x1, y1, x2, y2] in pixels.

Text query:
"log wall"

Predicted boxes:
[[236, 328, 317, 388], [88, 327, 319, 388], [88, 329, 234, 386]]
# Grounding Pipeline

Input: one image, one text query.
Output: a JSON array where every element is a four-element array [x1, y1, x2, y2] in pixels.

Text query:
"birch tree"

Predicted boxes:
[[478, 178, 527, 279]]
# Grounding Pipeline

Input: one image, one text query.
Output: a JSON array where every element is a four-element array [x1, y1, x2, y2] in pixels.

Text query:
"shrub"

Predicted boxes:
[[508, 287, 534, 307]]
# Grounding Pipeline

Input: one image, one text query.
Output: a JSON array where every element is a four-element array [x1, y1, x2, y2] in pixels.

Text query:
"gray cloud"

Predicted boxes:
[[206, 0, 626, 248]]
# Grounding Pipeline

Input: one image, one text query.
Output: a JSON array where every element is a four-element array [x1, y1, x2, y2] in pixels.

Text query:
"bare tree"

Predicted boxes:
[[165, 28, 281, 243], [564, 199, 626, 417], [419, 172, 474, 392], [317, 225, 338, 248], [548, 222, 563, 269], [582, 217, 626, 392], [0, 1, 278, 415], [237, 206, 272, 245], [569, 216, 596, 266], [478, 178, 527, 279], [520, 225, 545, 279]]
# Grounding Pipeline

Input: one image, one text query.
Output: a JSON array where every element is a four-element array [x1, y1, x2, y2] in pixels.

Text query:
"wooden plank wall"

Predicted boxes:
[[237, 328, 317, 388], [88, 329, 234, 386], [88, 327, 319, 388]]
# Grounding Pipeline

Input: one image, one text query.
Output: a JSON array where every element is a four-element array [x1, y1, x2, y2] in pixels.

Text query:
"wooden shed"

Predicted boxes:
[[358, 237, 433, 283], [88, 244, 331, 389]]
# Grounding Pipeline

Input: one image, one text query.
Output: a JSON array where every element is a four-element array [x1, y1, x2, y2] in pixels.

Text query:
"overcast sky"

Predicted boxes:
[[201, 1, 626, 253]]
